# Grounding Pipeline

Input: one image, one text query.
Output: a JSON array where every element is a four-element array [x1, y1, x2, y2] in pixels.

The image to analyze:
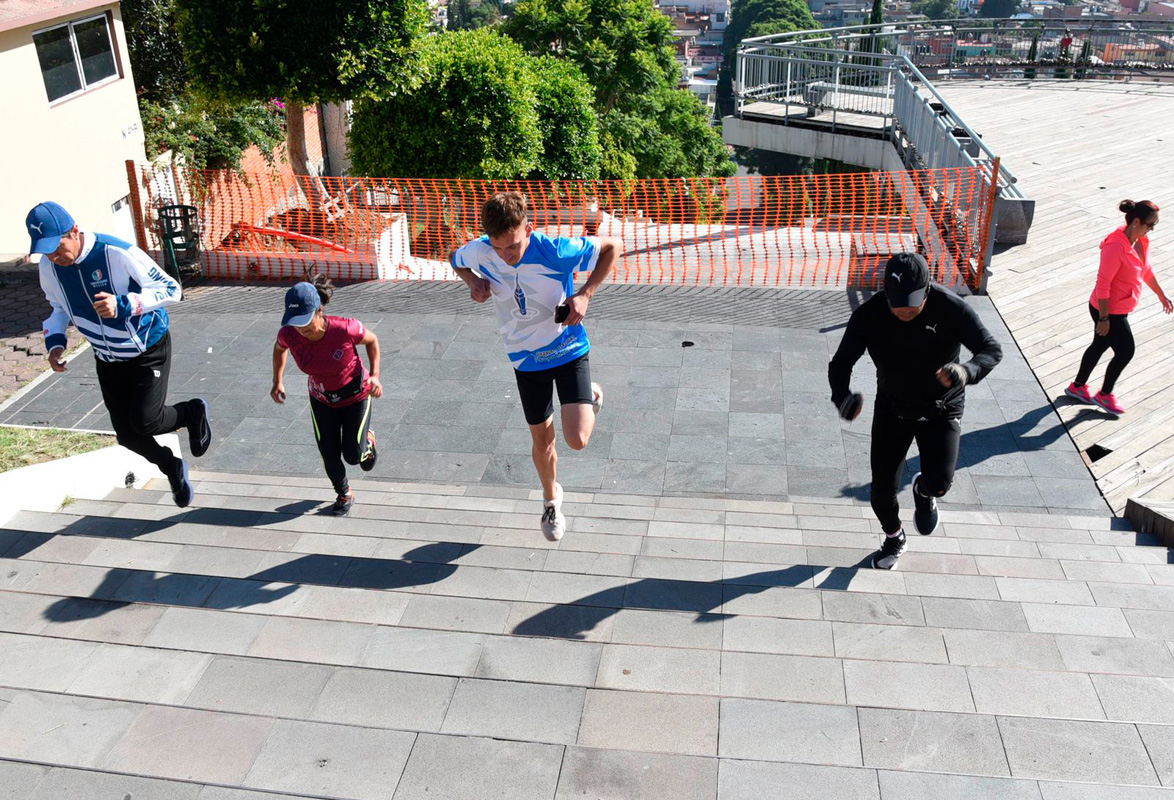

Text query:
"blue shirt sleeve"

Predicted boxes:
[[552, 236, 600, 275]]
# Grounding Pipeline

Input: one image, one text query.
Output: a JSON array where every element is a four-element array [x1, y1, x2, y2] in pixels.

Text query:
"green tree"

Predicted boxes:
[[120, 0, 186, 100], [175, 0, 428, 181], [1024, 30, 1039, 78], [140, 96, 285, 170], [718, 0, 817, 114], [911, 0, 954, 19], [349, 29, 600, 180], [978, 0, 1017, 17]]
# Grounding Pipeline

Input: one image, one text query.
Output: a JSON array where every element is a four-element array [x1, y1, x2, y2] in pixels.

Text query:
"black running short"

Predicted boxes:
[[514, 353, 594, 425]]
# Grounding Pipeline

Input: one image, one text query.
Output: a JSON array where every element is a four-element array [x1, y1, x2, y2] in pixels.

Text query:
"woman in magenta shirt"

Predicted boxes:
[[1067, 199, 1172, 416], [271, 275, 383, 515]]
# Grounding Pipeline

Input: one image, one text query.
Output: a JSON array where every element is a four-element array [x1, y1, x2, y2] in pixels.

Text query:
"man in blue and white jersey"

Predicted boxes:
[[29, 201, 212, 507], [452, 192, 622, 540]]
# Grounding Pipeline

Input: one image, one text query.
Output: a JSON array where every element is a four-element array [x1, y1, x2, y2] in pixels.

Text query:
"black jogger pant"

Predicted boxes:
[[94, 333, 194, 474], [1075, 303, 1135, 395], [310, 394, 373, 495], [870, 400, 962, 534]]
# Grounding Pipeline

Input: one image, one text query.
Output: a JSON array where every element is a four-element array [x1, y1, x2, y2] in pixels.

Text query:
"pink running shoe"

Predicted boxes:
[[1093, 392, 1125, 415], [1065, 382, 1094, 404]]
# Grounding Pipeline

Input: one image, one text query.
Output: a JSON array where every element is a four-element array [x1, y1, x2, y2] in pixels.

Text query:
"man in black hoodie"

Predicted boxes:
[[829, 253, 1003, 569]]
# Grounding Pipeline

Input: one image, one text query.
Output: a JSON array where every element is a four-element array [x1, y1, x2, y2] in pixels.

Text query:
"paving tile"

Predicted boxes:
[[310, 667, 456, 732], [969, 666, 1105, 719], [1056, 634, 1174, 677], [1137, 724, 1174, 787], [25, 767, 202, 800], [46, 597, 167, 645], [0, 632, 98, 691], [859, 708, 1009, 776], [398, 593, 513, 634], [624, 577, 725, 613], [66, 643, 211, 705], [241, 719, 416, 799], [476, 635, 603, 686], [597, 644, 720, 694], [182, 655, 332, 717], [362, 627, 486, 677], [0, 760, 48, 799], [944, 629, 1065, 670], [288, 584, 412, 625], [505, 601, 616, 642], [441, 678, 584, 744], [1038, 784, 1174, 800], [610, 608, 724, 649], [246, 615, 376, 665], [1021, 602, 1133, 637], [142, 606, 267, 655], [393, 733, 563, 800], [903, 573, 1000, 600], [101, 704, 272, 783], [556, 747, 717, 800], [1092, 675, 1174, 724], [1059, 561, 1153, 585], [821, 591, 925, 626], [718, 697, 861, 766], [997, 578, 1095, 606], [721, 584, 823, 619], [719, 760, 878, 800], [844, 661, 974, 713], [975, 556, 1066, 580], [0, 691, 142, 768], [877, 771, 1041, 800], [833, 622, 948, 663], [922, 597, 1030, 632], [577, 689, 719, 756], [722, 615, 835, 657], [998, 716, 1159, 784], [1092, 584, 1174, 611]]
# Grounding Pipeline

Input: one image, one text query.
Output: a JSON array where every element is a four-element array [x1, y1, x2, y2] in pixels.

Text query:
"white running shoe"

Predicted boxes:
[[591, 382, 603, 415], [541, 482, 566, 541]]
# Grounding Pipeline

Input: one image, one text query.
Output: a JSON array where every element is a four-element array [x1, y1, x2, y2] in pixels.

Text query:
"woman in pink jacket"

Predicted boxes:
[[1067, 199, 1172, 415]]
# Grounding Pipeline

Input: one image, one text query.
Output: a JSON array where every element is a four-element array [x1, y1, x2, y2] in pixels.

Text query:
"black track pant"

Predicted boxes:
[[1075, 303, 1135, 395], [310, 394, 373, 495], [94, 333, 194, 474], [870, 401, 962, 534]]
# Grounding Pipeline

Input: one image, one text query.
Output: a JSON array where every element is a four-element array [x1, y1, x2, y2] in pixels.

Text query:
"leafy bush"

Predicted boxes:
[[140, 95, 285, 171]]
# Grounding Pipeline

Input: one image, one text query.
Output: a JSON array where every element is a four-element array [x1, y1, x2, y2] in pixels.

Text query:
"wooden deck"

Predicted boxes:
[[939, 79, 1174, 513]]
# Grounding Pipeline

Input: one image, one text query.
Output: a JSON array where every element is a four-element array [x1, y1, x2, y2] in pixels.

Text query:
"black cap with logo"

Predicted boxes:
[[884, 252, 930, 308]]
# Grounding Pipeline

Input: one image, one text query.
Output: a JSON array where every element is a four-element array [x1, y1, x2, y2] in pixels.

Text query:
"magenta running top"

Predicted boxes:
[[277, 316, 369, 407]]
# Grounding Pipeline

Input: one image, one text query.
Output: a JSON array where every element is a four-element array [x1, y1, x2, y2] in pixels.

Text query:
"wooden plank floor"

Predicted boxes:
[[939, 79, 1174, 513]]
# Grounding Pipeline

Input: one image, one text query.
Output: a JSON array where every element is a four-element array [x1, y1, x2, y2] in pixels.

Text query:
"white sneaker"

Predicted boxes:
[[591, 382, 603, 415], [541, 483, 565, 541]]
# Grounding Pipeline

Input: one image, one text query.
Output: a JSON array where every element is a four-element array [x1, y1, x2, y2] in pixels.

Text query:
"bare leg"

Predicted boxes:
[[561, 398, 597, 452], [529, 417, 559, 499]]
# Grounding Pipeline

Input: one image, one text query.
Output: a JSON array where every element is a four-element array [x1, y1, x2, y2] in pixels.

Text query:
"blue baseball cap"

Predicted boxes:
[[282, 282, 321, 327], [26, 201, 76, 255]]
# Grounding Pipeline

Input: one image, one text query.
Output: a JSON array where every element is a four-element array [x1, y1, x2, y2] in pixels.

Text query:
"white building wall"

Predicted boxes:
[[0, 5, 147, 256]]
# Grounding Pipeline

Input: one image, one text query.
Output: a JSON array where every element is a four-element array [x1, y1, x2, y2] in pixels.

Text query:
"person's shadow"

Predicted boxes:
[[838, 404, 1082, 502], [39, 541, 476, 621], [510, 563, 865, 640]]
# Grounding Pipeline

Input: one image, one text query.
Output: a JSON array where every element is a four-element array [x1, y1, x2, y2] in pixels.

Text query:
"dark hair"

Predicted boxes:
[[1120, 199, 1160, 225], [481, 192, 529, 238], [305, 271, 334, 306]]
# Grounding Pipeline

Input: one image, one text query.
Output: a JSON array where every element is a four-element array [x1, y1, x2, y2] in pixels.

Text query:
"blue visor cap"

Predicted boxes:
[[26, 201, 75, 255], [282, 282, 321, 327]]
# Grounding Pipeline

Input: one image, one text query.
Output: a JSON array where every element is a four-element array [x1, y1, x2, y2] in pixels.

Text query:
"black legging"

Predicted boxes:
[[95, 333, 194, 474], [310, 394, 373, 495], [1075, 303, 1135, 395], [870, 401, 962, 535]]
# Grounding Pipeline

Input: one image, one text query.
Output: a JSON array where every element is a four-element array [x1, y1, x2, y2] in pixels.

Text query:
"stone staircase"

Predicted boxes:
[[0, 471, 1173, 799]]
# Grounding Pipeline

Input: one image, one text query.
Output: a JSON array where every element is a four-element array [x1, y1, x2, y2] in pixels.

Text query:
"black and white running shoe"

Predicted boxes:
[[189, 398, 212, 458], [871, 530, 907, 570], [168, 458, 193, 508], [912, 472, 939, 536]]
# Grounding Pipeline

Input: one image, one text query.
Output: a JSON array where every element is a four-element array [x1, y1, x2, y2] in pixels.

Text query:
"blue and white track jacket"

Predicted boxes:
[[39, 231, 181, 362]]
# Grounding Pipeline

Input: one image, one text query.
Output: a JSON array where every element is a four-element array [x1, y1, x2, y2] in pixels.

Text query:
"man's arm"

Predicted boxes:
[[39, 261, 72, 372], [451, 249, 491, 303], [564, 236, 621, 326], [955, 302, 1003, 384], [98, 246, 181, 320], [828, 307, 869, 411]]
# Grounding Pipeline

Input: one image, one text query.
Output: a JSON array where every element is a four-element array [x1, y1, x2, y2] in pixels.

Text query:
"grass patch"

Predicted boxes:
[[0, 426, 116, 473]]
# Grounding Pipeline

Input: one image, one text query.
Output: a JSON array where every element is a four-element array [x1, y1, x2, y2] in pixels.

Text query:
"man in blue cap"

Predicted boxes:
[[829, 252, 1003, 569], [29, 201, 212, 507]]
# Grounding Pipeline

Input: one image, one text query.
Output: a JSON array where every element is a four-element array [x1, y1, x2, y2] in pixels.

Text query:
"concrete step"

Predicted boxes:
[[2, 470, 1172, 799]]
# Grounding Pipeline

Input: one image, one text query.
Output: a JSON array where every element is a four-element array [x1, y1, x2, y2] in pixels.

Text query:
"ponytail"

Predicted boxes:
[[1119, 199, 1159, 226]]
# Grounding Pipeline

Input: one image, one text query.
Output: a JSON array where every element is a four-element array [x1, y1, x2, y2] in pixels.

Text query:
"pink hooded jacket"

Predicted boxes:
[[1090, 226, 1153, 315]]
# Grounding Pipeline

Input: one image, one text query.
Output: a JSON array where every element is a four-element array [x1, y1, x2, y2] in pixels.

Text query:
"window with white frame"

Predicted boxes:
[[33, 14, 120, 103]]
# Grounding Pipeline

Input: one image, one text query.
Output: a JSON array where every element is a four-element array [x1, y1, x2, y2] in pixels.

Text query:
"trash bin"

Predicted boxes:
[[156, 204, 203, 285]]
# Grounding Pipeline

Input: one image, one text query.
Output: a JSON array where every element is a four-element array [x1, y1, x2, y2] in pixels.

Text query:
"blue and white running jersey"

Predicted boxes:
[[452, 232, 600, 372]]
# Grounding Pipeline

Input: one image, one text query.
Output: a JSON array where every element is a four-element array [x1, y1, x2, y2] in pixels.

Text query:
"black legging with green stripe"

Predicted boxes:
[[310, 394, 373, 495]]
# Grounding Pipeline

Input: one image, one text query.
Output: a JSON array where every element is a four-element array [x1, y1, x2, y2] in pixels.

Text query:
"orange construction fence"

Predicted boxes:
[[126, 161, 997, 291]]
